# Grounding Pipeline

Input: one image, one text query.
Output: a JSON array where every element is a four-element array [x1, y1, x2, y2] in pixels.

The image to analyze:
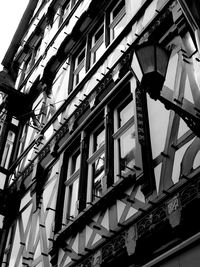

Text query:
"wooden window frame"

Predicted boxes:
[[109, 0, 126, 41], [62, 147, 81, 224], [71, 45, 86, 89], [87, 122, 106, 203], [112, 92, 135, 181], [90, 22, 105, 66], [59, 0, 70, 25]]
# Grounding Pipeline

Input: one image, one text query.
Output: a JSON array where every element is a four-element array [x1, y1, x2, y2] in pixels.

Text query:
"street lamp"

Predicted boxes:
[[130, 42, 200, 196], [129, 43, 171, 197], [133, 42, 200, 138], [134, 43, 170, 100]]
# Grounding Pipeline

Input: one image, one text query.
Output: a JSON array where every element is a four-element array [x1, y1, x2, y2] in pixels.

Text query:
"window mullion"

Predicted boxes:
[[87, 145, 105, 164], [68, 54, 74, 93], [104, 11, 109, 47], [112, 116, 135, 139], [85, 35, 90, 71], [77, 131, 88, 212], [104, 106, 114, 189]]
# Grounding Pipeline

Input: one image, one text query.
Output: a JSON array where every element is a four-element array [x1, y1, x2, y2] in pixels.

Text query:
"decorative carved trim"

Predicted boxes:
[[59, 175, 200, 266]]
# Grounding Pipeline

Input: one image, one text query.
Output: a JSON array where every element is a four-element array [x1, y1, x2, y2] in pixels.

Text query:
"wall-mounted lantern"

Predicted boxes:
[[132, 43, 200, 138], [134, 43, 170, 100]]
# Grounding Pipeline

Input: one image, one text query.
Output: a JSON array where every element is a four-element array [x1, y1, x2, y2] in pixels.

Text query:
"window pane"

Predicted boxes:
[[110, 0, 126, 41], [112, 0, 125, 20], [60, 1, 70, 23], [119, 101, 134, 127], [92, 152, 105, 199], [73, 47, 86, 86], [119, 126, 135, 174], [71, 151, 80, 174], [77, 67, 85, 83], [74, 64, 85, 86], [93, 153, 104, 177], [72, 0, 78, 7], [94, 127, 105, 151], [69, 178, 79, 217], [1, 131, 15, 168], [112, 15, 126, 40], [76, 49, 85, 67], [93, 43, 105, 64], [93, 25, 104, 44], [91, 24, 105, 65]]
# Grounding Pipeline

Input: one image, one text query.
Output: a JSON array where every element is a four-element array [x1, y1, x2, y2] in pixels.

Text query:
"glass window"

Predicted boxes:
[[73, 47, 86, 87], [118, 126, 135, 173], [90, 23, 105, 65], [1, 130, 15, 169], [94, 126, 105, 151], [113, 96, 135, 179], [59, 1, 70, 25], [118, 100, 134, 127], [15, 62, 25, 89], [63, 148, 80, 224], [18, 39, 42, 86], [92, 152, 105, 198], [67, 178, 79, 217], [87, 124, 105, 202], [24, 55, 32, 78], [52, 59, 70, 110], [71, 150, 81, 174], [71, 0, 78, 7], [110, 0, 126, 41]]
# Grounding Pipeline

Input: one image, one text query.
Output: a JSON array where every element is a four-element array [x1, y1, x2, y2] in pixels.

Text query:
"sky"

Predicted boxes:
[[0, 0, 29, 71]]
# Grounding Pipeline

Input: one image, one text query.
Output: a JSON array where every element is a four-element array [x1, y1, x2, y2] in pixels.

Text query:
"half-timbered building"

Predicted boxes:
[[0, 0, 200, 266]]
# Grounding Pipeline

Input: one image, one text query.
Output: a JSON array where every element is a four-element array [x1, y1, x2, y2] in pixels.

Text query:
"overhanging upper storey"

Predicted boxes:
[[1, 0, 200, 267], [2, 0, 199, 186], [3, 0, 178, 185]]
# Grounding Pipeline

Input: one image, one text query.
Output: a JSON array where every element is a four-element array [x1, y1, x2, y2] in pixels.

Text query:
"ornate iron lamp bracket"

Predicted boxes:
[[159, 95, 200, 138]]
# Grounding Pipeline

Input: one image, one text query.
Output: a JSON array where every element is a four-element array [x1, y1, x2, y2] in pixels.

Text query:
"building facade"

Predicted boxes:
[[0, 0, 200, 266]]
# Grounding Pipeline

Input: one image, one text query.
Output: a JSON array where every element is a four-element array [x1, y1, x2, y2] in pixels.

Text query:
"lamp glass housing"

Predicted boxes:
[[156, 46, 170, 77], [135, 45, 155, 75], [134, 43, 170, 99]]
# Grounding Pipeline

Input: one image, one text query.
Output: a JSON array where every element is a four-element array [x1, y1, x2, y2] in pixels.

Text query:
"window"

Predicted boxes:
[[63, 147, 80, 224], [1, 130, 15, 169], [25, 40, 42, 76], [71, 0, 78, 7], [110, 0, 126, 41], [90, 23, 105, 66], [73, 47, 86, 88], [59, 0, 70, 25], [113, 95, 136, 180], [16, 39, 42, 88], [69, 0, 127, 90], [60, 86, 136, 218], [24, 55, 33, 78], [87, 123, 105, 202]]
